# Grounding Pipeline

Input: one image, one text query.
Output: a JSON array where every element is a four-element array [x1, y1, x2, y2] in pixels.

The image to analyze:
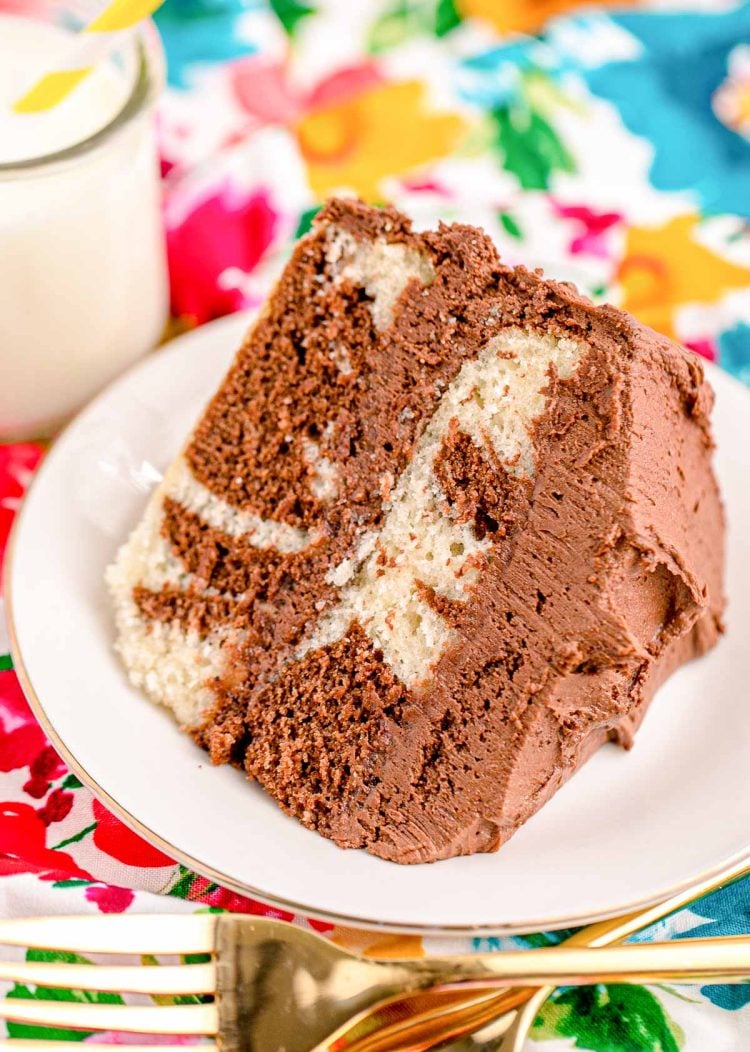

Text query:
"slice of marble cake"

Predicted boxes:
[[108, 198, 725, 864]]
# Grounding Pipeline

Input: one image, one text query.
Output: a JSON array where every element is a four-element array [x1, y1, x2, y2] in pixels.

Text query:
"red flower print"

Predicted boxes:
[[166, 185, 278, 325], [685, 337, 717, 363], [305, 63, 382, 111], [400, 175, 452, 195], [0, 0, 48, 13], [37, 787, 74, 826], [0, 802, 90, 879], [185, 876, 332, 931], [23, 743, 66, 799], [0, 671, 70, 799], [0, 667, 35, 725], [0, 716, 45, 773], [307, 918, 335, 934], [187, 875, 278, 914], [85, 884, 136, 914], [229, 57, 381, 127], [552, 201, 622, 259], [92, 798, 174, 868], [211, 882, 291, 916], [0, 443, 43, 572], [230, 57, 303, 125]]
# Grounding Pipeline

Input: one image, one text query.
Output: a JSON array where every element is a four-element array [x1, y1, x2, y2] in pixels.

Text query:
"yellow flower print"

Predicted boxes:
[[460, 0, 638, 36], [295, 80, 467, 201], [618, 213, 750, 341]]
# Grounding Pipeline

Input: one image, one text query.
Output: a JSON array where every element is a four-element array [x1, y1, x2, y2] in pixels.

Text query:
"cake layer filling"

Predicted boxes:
[[298, 328, 585, 687], [161, 456, 317, 551], [325, 226, 436, 331], [106, 469, 243, 727], [302, 437, 339, 501], [183, 217, 441, 535], [112, 322, 586, 721], [113, 613, 232, 730], [107, 454, 325, 727]]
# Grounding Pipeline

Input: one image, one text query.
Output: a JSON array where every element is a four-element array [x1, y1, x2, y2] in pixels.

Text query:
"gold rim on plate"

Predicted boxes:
[[5, 327, 750, 936]]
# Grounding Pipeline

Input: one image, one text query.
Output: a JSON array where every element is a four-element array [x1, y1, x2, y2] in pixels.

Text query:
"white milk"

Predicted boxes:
[[0, 15, 168, 439]]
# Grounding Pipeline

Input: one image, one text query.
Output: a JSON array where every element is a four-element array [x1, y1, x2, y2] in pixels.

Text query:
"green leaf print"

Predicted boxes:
[[435, 0, 461, 36], [368, 0, 461, 54], [7, 984, 94, 1042], [141, 954, 212, 1005], [532, 985, 684, 1052], [168, 862, 200, 899], [268, 0, 315, 36], [498, 211, 523, 240], [25, 949, 92, 966], [491, 104, 575, 191], [516, 928, 578, 949], [6, 950, 125, 1041], [50, 820, 97, 851], [294, 204, 323, 240]]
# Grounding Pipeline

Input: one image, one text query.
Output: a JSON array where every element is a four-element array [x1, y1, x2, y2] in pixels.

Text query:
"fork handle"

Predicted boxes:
[[414, 935, 750, 987]]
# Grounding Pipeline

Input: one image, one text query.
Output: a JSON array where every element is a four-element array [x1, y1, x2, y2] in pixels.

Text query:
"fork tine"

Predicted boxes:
[[0, 1000, 219, 1035], [0, 916, 216, 955], [0, 1044, 217, 1052], [0, 961, 216, 994]]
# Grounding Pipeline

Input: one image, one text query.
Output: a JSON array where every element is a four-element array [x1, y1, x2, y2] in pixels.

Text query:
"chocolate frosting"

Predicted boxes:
[[123, 198, 725, 863], [238, 202, 724, 863]]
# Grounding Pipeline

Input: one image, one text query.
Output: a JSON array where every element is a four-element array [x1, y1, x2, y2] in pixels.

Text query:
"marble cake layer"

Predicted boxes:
[[108, 198, 725, 864]]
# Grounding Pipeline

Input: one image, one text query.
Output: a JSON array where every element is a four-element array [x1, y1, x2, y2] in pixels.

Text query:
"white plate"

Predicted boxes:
[[7, 312, 750, 935]]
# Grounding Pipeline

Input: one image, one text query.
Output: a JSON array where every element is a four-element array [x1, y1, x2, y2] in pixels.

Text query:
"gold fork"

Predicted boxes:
[[3, 915, 750, 1052], [310, 855, 750, 1052]]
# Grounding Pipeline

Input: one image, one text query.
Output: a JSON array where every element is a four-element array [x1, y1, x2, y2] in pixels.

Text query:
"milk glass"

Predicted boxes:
[[0, 5, 168, 440]]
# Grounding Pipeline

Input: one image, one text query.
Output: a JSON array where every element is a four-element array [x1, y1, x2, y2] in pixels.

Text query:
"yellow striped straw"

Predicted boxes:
[[13, 0, 164, 114]]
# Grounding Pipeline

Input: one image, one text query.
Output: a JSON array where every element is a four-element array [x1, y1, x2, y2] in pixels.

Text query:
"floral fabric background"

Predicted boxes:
[[2, 0, 750, 1048]]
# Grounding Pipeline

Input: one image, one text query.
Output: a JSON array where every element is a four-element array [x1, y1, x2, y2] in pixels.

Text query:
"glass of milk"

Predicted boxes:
[[0, 3, 168, 441]]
